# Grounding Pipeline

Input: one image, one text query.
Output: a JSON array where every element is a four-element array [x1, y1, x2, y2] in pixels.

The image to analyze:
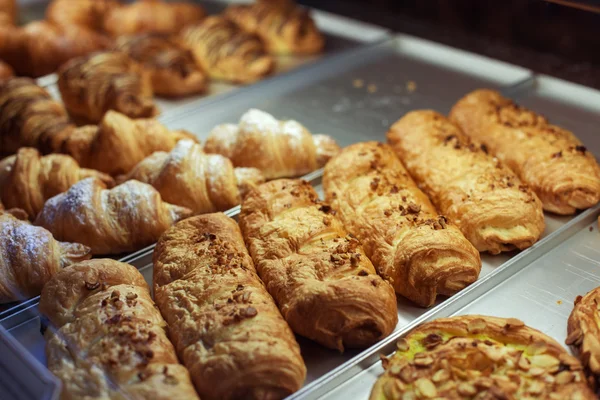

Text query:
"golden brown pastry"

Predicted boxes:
[[39, 259, 200, 400], [371, 315, 595, 400], [0, 60, 14, 80], [205, 109, 340, 179], [234, 167, 266, 198], [35, 177, 192, 255], [387, 110, 545, 254], [239, 179, 398, 351], [46, 0, 120, 31], [323, 142, 481, 307], [154, 213, 306, 399], [114, 33, 207, 98], [0, 212, 91, 304], [567, 287, 600, 382], [181, 16, 275, 84], [450, 89, 600, 215], [0, 0, 16, 26]]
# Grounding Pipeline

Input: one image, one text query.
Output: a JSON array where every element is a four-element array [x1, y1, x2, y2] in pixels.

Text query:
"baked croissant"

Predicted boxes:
[[0, 0, 16, 25], [58, 51, 157, 123], [0, 212, 91, 304], [181, 16, 275, 84], [323, 142, 481, 307], [39, 259, 200, 400], [114, 33, 207, 98], [103, 0, 206, 37], [0, 60, 13, 81], [567, 287, 600, 382], [450, 89, 600, 215], [224, 0, 324, 55], [205, 109, 340, 179], [154, 213, 306, 399], [371, 315, 595, 400], [387, 110, 545, 254], [35, 177, 193, 255], [46, 0, 120, 32], [240, 179, 398, 351], [0, 147, 114, 220], [118, 139, 264, 215]]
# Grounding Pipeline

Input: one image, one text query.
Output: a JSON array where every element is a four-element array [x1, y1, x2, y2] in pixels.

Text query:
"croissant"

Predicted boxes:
[[154, 213, 306, 399], [103, 0, 206, 37], [0, 212, 91, 304], [114, 33, 207, 98], [567, 287, 600, 382], [323, 142, 481, 307], [240, 179, 398, 351], [0, 60, 13, 81], [39, 259, 200, 400], [450, 89, 600, 215], [119, 139, 264, 215], [371, 315, 595, 400], [387, 110, 545, 254], [181, 16, 275, 84], [35, 177, 193, 255], [205, 109, 340, 179], [0, 0, 16, 25], [46, 0, 120, 32]]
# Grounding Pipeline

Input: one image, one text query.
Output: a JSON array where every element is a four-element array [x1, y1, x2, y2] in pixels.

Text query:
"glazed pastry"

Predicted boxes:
[[35, 177, 192, 255], [0, 0, 16, 25], [387, 110, 545, 254], [239, 179, 398, 351], [0, 212, 91, 304], [154, 213, 306, 399], [181, 16, 275, 84], [103, 0, 206, 36], [0, 148, 114, 219], [0, 60, 14, 80], [39, 259, 200, 400], [46, 0, 120, 31], [119, 140, 264, 215], [450, 89, 600, 215], [224, 0, 324, 55], [205, 109, 340, 179], [567, 287, 600, 381], [371, 315, 595, 400], [323, 142, 481, 307], [114, 33, 207, 98]]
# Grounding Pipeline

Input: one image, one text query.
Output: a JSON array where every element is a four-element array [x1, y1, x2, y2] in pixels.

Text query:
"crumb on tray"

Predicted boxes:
[[406, 80, 417, 92], [367, 84, 378, 93], [353, 79, 364, 88]]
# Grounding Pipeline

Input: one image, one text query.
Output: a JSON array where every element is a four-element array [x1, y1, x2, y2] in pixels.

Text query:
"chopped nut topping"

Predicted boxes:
[[552, 151, 562, 158], [504, 318, 525, 329], [413, 354, 434, 367], [575, 145, 587, 153], [526, 341, 547, 356], [432, 368, 450, 383], [467, 318, 487, 333], [407, 203, 421, 214], [396, 338, 409, 352], [414, 378, 437, 398], [370, 178, 380, 191], [457, 382, 477, 396], [555, 370, 574, 385], [399, 365, 415, 383], [422, 334, 443, 349]]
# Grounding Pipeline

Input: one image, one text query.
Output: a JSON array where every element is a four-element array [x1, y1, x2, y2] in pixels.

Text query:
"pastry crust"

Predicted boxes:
[[371, 315, 595, 400], [387, 110, 545, 254], [46, 0, 120, 32], [35, 177, 192, 255], [0, 61, 14, 81], [239, 179, 398, 351], [154, 213, 306, 399], [0, 0, 16, 25], [323, 142, 481, 307], [40, 259, 199, 400], [450, 89, 600, 215], [566, 287, 600, 382]]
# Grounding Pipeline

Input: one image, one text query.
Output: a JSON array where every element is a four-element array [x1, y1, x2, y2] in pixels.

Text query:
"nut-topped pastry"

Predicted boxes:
[[567, 287, 600, 384]]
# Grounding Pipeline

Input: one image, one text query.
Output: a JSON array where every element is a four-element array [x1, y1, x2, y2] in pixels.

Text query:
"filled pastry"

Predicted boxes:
[[567, 287, 600, 383], [40, 259, 200, 400], [154, 213, 306, 399], [371, 315, 595, 399], [387, 110, 545, 254], [239, 179, 398, 351], [323, 142, 481, 307], [46, 0, 120, 32], [205, 109, 340, 179], [450, 89, 600, 215], [0, 60, 14, 80]]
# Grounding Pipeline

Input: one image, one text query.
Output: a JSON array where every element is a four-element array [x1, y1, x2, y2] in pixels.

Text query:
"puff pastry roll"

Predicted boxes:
[[239, 179, 398, 351], [205, 109, 340, 179], [154, 213, 306, 399], [181, 16, 275, 84], [0, 212, 90, 304], [46, 0, 120, 31], [567, 287, 600, 382], [40, 259, 200, 400], [387, 110, 545, 254], [323, 142, 481, 307], [57, 51, 157, 123], [450, 89, 600, 215], [0, 60, 14, 81], [371, 315, 595, 400], [35, 177, 192, 255]]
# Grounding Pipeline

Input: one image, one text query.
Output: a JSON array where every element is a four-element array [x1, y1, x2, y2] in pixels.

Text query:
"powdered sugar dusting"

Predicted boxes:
[[207, 124, 239, 156], [239, 109, 279, 135], [281, 120, 308, 150]]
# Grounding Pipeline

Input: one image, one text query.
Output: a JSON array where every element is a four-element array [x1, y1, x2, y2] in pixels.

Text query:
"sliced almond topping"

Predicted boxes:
[[558, 353, 582, 370], [474, 377, 493, 389], [396, 338, 410, 352], [414, 378, 437, 399], [544, 374, 555, 384], [525, 341, 547, 356], [517, 355, 530, 371], [530, 354, 559, 369], [451, 367, 468, 380], [467, 318, 487, 333], [402, 392, 416, 400], [504, 318, 525, 328], [414, 355, 434, 367], [565, 328, 582, 346], [555, 370, 574, 385], [529, 367, 545, 376], [432, 368, 450, 383], [457, 382, 477, 396], [479, 345, 505, 362], [383, 379, 402, 399], [399, 365, 416, 383], [527, 380, 544, 395], [389, 364, 402, 376]]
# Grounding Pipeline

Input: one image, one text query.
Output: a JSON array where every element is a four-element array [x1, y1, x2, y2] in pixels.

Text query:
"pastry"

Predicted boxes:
[[371, 315, 595, 399], [239, 179, 398, 351], [181, 16, 275, 84], [234, 167, 266, 198], [567, 287, 600, 383], [450, 89, 600, 215], [39, 259, 200, 400], [205, 109, 340, 179], [323, 142, 481, 307], [387, 110, 545, 254], [114, 33, 207, 98], [35, 177, 192, 255], [0, 60, 13, 80], [46, 0, 120, 32], [0, 0, 16, 25], [154, 213, 306, 399], [118, 140, 264, 215], [0, 148, 114, 219]]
